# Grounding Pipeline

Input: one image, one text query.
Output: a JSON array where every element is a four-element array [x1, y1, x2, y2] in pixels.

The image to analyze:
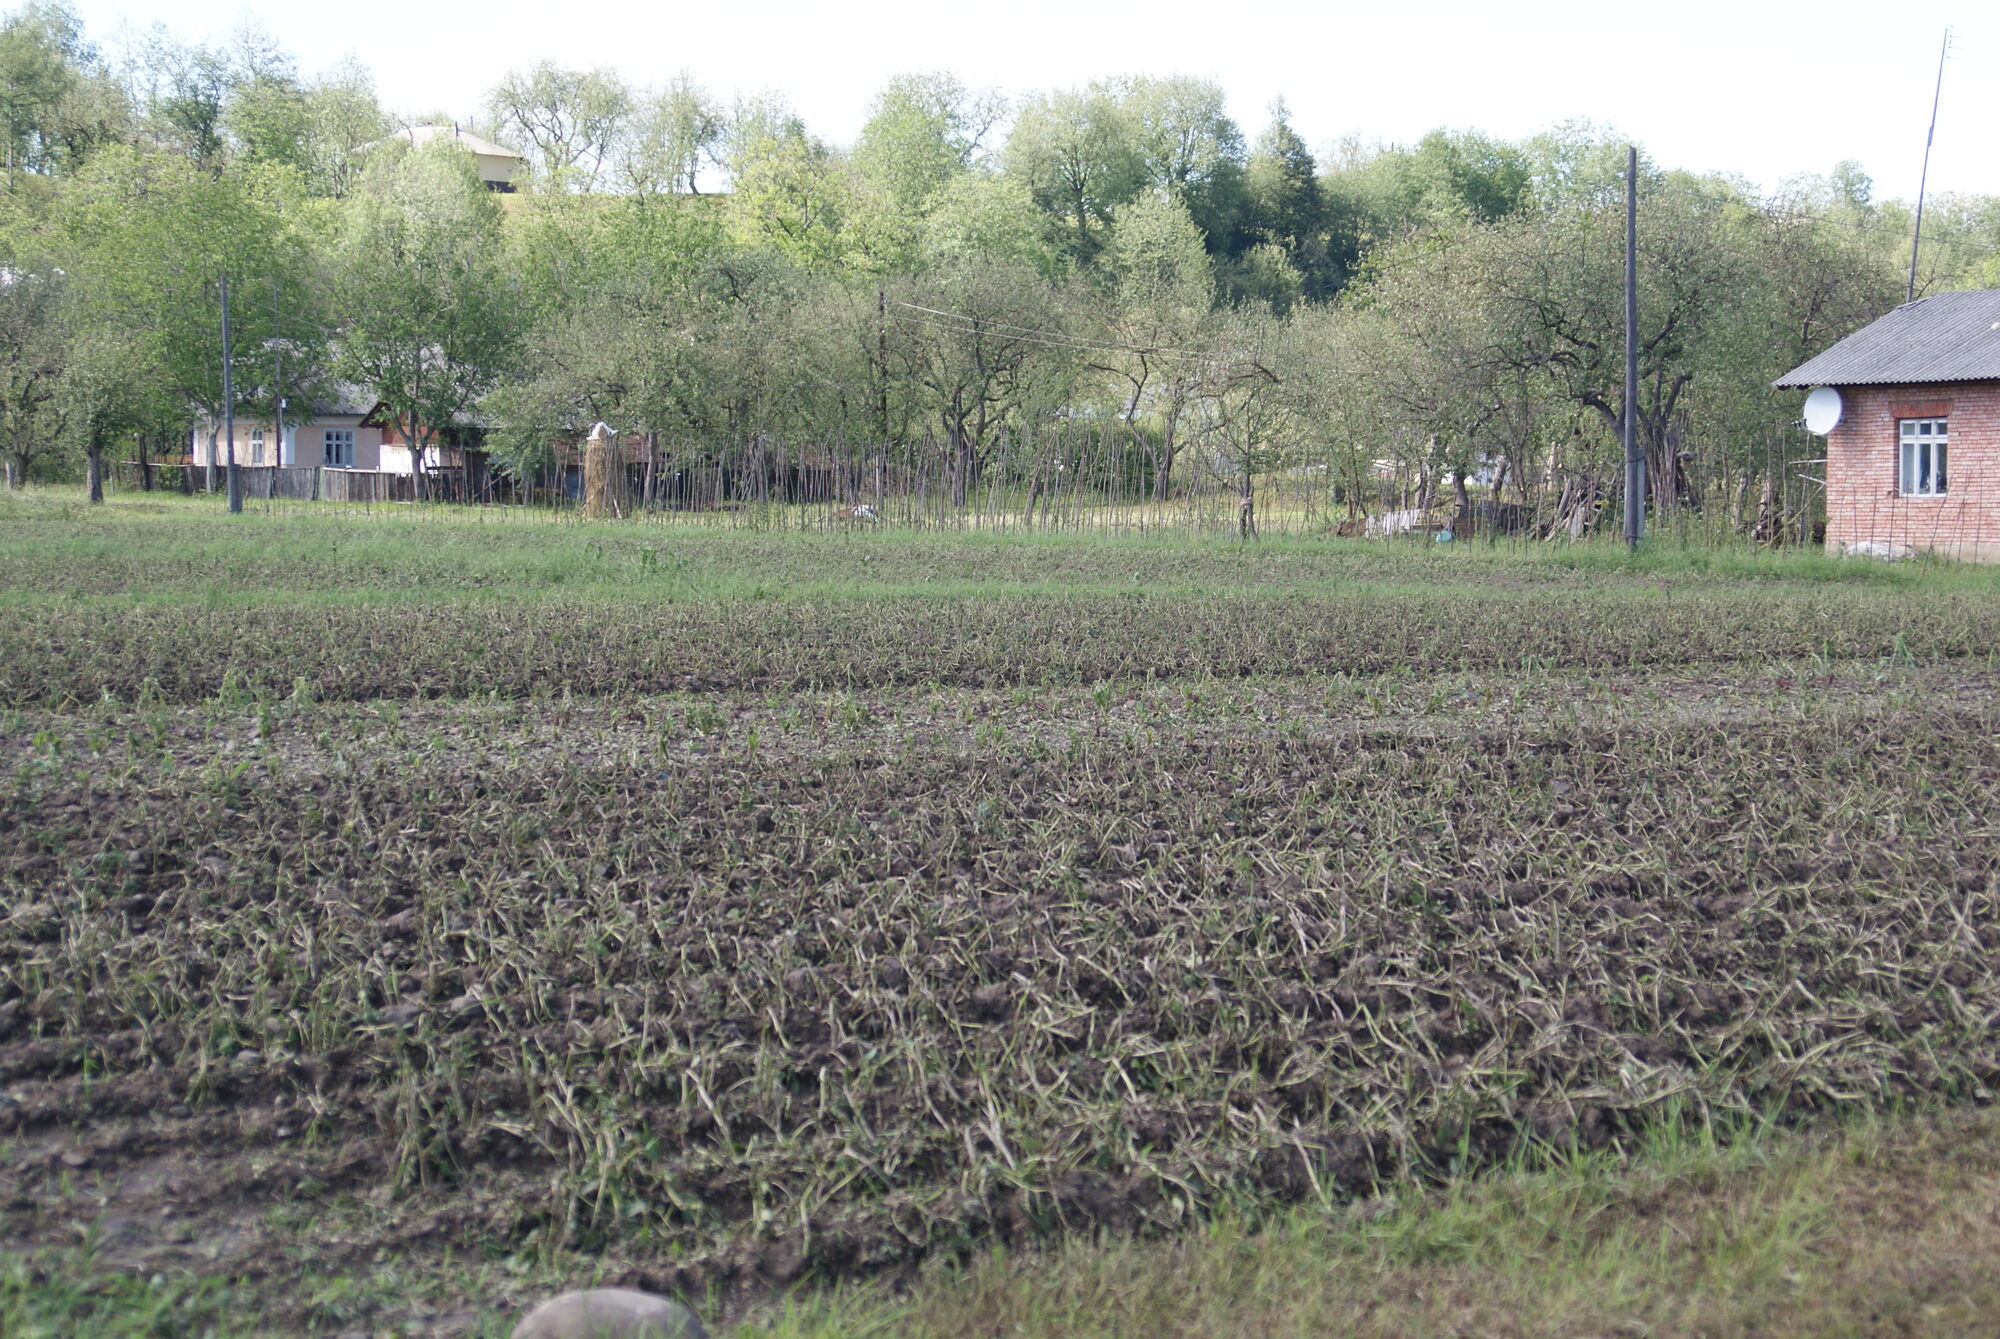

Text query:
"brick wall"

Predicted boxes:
[[1823, 380, 2000, 562]]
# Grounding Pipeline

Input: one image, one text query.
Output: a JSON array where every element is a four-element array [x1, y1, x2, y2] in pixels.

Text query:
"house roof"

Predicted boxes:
[[1774, 288, 2000, 388], [305, 382, 382, 418], [363, 124, 527, 163]]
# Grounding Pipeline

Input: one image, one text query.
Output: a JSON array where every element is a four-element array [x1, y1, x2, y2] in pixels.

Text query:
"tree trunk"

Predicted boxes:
[[86, 442, 104, 504], [409, 415, 426, 503], [948, 423, 972, 510], [1238, 464, 1257, 540], [1151, 428, 1177, 502], [1754, 471, 1782, 546]]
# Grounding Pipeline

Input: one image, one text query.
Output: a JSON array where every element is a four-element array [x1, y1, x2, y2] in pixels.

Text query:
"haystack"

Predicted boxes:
[[582, 423, 632, 519]]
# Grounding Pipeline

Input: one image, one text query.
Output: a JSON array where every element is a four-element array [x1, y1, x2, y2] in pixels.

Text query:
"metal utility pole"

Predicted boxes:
[[1622, 145, 1642, 550], [222, 275, 241, 514], [1907, 28, 1950, 303]]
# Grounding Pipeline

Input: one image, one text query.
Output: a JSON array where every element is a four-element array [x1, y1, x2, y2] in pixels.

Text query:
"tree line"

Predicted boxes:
[[4, 1, 1997, 534]]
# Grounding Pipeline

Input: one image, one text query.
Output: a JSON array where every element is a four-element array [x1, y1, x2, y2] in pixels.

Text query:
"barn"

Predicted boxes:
[[1776, 288, 2000, 562]]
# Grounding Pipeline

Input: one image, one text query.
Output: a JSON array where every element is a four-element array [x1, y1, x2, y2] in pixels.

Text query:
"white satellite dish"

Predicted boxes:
[[1802, 387, 1843, 435]]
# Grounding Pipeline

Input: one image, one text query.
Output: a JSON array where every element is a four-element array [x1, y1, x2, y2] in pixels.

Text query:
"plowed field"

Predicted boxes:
[[3, 508, 1998, 1332]]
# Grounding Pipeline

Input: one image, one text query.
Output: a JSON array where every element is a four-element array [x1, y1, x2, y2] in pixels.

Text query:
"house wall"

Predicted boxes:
[[472, 152, 520, 188], [1824, 380, 2000, 562], [376, 420, 483, 476], [190, 421, 382, 471]]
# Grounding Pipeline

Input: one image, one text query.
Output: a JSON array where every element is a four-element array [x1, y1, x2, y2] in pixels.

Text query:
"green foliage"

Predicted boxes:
[[618, 72, 725, 197], [487, 60, 632, 192], [58, 145, 304, 432], [0, 2, 125, 179], [1005, 83, 1146, 267], [725, 98, 853, 269], [332, 137, 512, 485], [0, 7, 1993, 527]]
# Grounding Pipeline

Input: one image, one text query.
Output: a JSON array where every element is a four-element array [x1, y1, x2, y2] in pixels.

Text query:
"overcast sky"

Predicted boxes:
[[74, 0, 1995, 202]]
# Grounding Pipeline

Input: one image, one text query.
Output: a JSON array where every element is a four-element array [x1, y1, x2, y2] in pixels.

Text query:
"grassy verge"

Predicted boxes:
[[4, 1103, 1996, 1337], [767, 1102, 2000, 1339], [2, 490, 1994, 612]]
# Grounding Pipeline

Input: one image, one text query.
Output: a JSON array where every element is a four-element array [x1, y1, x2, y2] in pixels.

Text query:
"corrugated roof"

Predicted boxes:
[[1774, 288, 2000, 387]]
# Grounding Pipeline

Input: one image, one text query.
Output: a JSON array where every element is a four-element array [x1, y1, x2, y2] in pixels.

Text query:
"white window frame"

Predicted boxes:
[[1899, 418, 1947, 497], [249, 427, 265, 464], [324, 428, 356, 469]]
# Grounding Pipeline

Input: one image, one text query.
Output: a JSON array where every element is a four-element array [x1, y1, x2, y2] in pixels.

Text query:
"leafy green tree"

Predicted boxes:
[[1520, 119, 1634, 212], [1122, 75, 1245, 251], [58, 145, 301, 482], [133, 28, 232, 170], [1333, 233, 1516, 515], [853, 72, 1002, 213], [920, 174, 1060, 278], [618, 72, 725, 196], [1328, 128, 1533, 254], [333, 138, 513, 497], [1092, 190, 1215, 498], [0, 2, 126, 181], [887, 258, 1076, 504], [725, 99, 852, 269], [1005, 83, 1144, 266], [61, 323, 165, 501], [487, 61, 631, 191], [489, 191, 732, 485], [0, 242, 66, 485], [1242, 102, 1336, 297], [225, 54, 384, 197], [847, 73, 1005, 271], [1189, 311, 1288, 538]]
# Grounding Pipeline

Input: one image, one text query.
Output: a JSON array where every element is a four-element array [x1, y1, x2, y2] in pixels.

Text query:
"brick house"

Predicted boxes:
[[1776, 288, 2000, 562]]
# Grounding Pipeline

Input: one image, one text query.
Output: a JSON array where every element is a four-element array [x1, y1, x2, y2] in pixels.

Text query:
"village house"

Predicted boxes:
[[1776, 288, 2000, 562], [188, 389, 493, 500], [362, 123, 529, 192], [189, 386, 385, 471]]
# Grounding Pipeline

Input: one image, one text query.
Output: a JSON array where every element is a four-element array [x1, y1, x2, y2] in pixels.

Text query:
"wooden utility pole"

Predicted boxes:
[[1622, 146, 1642, 550]]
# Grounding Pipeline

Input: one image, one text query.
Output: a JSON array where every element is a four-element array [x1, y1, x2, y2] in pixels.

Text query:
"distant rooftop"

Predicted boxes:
[[1775, 288, 2000, 388], [375, 123, 525, 160]]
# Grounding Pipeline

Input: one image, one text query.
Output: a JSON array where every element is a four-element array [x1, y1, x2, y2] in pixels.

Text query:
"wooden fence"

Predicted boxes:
[[109, 425, 1834, 547]]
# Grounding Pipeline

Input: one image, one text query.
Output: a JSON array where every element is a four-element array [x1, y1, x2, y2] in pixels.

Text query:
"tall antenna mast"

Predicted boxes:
[[1906, 27, 1951, 304]]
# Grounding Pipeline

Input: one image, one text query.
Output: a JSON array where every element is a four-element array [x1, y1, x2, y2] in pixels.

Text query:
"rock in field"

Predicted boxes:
[[1841, 540, 1915, 561], [511, 1288, 706, 1339]]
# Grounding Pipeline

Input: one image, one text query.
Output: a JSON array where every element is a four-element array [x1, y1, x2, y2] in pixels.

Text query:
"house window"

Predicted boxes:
[[249, 428, 265, 464], [324, 428, 355, 468], [1899, 418, 1947, 496]]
